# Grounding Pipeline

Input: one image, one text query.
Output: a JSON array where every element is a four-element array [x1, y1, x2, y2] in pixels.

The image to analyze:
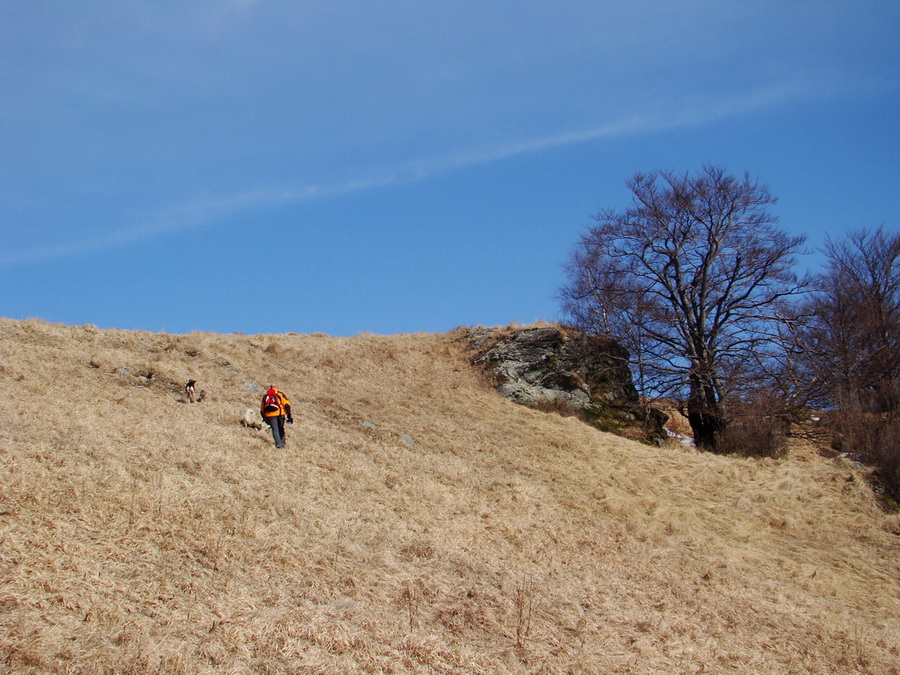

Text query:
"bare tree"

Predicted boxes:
[[562, 166, 808, 450], [801, 227, 900, 412], [795, 226, 900, 500]]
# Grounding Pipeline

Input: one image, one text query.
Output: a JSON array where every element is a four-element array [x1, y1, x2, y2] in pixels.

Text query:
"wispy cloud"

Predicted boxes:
[[0, 82, 814, 268]]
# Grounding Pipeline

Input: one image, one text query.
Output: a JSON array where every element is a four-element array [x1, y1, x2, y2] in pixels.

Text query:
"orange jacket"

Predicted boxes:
[[260, 388, 292, 418]]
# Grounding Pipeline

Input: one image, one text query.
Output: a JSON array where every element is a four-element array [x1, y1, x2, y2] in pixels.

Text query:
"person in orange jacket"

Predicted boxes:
[[260, 386, 293, 448]]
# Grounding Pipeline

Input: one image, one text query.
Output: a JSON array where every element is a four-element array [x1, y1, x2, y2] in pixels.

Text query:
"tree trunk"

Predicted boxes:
[[688, 375, 724, 450]]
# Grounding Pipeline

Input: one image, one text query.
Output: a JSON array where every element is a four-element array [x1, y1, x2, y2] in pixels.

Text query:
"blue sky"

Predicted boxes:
[[2, 1, 898, 336]]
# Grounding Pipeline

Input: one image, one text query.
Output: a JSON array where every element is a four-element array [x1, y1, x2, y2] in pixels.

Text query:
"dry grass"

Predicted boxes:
[[1, 318, 899, 674]]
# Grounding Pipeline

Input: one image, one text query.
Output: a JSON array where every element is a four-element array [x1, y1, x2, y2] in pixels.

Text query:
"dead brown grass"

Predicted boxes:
[[1, 318, 899, 673]]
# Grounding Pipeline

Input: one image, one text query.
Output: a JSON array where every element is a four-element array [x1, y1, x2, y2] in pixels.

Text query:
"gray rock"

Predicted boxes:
[[469, 325, 666, 443], [242, 381, 263, 394]]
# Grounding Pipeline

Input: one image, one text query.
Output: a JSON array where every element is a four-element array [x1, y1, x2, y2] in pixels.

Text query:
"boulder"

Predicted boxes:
[[468, 325, 666, 443]]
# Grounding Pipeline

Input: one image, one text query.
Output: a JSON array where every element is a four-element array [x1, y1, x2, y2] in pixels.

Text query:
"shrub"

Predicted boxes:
[[717, 414, 789, 459], [830, 408, 900, 507], [717, 396, 790, 458]]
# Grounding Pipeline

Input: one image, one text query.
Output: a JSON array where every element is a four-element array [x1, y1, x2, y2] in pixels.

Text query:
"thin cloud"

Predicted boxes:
[[345, 80, 819, 185], [0, 82, 815, 268]]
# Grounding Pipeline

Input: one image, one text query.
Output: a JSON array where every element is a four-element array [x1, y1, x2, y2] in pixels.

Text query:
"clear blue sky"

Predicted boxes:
[[2, 1, 898, 336]]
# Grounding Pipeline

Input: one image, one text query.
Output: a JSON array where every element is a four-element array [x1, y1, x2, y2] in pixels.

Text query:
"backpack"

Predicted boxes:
[[263, 389, 281, 413]]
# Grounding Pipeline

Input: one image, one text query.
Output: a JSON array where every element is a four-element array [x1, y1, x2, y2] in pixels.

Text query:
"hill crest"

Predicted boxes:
[[1, 318, 899, 673]]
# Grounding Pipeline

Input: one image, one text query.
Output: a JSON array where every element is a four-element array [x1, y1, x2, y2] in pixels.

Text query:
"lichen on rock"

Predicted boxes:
[[467, 324, 666, 443]]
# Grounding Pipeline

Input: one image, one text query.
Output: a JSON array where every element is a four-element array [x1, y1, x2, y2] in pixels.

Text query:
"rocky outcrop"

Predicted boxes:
[[467, 325, 666, 443]]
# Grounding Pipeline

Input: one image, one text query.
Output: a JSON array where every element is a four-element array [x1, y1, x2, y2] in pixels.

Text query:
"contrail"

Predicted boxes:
[[0, 82, 810, 267]]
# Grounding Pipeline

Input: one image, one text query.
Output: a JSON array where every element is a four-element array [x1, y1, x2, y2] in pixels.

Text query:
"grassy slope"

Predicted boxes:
[[1, 318, 898, 674]]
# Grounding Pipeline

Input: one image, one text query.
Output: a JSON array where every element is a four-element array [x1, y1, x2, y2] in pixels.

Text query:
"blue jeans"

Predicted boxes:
[[265, 415, 286, 448]]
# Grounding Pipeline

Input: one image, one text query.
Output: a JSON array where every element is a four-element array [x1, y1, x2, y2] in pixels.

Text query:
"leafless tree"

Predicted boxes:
[[800, 226, 900, 412], [793, 226, 900, 499], [562, 166, 808, 450]]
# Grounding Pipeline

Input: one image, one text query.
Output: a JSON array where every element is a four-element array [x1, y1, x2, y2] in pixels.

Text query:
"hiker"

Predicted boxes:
[[260, 386, 293, 448], [185, 380, 197, 403]]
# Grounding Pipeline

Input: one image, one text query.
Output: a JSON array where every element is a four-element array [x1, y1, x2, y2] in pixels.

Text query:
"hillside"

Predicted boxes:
[[1, 318, 899, 674]]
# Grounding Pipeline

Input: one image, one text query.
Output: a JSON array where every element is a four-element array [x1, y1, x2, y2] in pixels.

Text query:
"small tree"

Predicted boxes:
[[562, 166, 808, 451]]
